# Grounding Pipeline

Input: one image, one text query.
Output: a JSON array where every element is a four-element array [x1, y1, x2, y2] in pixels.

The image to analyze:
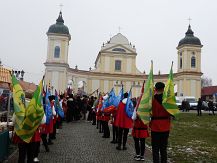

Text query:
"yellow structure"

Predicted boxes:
[[176, 25, 203, 99], [44, 12, 203, 99], [0, 66, 11, 84]]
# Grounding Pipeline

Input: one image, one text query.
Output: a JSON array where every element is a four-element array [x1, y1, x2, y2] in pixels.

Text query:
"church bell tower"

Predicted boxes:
[[44, 11, 71, 93], [176, 24, 203, 99]]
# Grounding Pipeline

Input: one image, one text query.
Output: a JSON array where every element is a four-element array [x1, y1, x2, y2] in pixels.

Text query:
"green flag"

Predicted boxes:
[[162, 62, 180, 116], [22, 78, 44, 143], [12, 75, 44, 143], [137, 61, 154, 124], [12, 74, 26, 138]]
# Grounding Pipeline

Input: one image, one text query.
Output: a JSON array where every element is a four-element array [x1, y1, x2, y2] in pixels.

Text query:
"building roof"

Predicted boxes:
[[201, 86, 217, 96], [178, 25, 202, 47], [47, 11, 70, 37], [110, 33, 130, 45], [0, 82, 10, 89], [19, 80, 37, 93], [0, 66, 11, 83], [99, 33, 136, 53]]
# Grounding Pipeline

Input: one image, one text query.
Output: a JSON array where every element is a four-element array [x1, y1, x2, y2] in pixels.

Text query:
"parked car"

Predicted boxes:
[[202, 101, 209, 111], [175, 97, 182, 110], [176, 96, 197, 110]]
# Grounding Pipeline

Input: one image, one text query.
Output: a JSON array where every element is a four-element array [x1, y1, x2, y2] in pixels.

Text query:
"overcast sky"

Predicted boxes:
[[1, 0, 217, 85]]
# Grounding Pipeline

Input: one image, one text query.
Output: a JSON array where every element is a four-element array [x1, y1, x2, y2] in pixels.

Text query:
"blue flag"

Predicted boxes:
[[102, 96, 109, 111], [55, 90, 64, 118], [125, 87, 134, 118], [45, 88, 52, 124], [108, 88, 116, 106], [113, 85, 124, 107]]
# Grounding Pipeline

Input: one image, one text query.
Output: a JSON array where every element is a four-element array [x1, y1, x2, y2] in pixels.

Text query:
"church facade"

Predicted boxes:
[[44, 12, 203, 99]]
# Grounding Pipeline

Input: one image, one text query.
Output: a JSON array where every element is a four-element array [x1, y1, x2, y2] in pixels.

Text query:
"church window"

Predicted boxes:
[[180, 52, 182, 69], [191, 55, 196, 68], [54, 46, 60, 58], [112, 48, 126, 52], [115, 60, 121, 71]]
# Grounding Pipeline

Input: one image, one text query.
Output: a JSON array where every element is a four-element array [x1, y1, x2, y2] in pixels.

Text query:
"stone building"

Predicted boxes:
[[44, 11, 203, 99]]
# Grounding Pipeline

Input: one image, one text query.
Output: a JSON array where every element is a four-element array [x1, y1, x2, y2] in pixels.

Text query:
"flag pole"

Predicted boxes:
[[6, 92, 11, 128]]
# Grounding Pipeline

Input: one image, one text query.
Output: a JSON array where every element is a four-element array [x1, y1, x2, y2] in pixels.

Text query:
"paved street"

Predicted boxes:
[[8, 121, 152, 163]]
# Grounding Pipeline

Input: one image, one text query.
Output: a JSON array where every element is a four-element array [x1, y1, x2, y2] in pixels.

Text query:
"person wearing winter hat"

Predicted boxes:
[[150, 82, 172, 163]]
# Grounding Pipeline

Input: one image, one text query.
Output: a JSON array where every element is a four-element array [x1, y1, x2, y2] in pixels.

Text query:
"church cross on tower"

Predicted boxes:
[[188, 17, 192, 25], [118, 26, 122, 33], [59, 3, 63, 11]]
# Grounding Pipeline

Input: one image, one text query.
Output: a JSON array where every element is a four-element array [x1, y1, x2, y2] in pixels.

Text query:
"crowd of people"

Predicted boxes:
[[12, 82, 172, 163], [65, 94, 97, 123], [12, 93, 65, 163], [180, 98, 216, 116], [64, 82, 172, 162], [197, 98, 216, 116]]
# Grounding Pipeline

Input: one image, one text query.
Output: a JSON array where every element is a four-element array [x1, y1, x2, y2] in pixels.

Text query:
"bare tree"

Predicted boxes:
[[201, 76, 212, 88]]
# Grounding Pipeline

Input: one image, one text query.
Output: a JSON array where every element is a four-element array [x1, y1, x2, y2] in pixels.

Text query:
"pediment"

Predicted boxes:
[[100, 44, 136, 54]]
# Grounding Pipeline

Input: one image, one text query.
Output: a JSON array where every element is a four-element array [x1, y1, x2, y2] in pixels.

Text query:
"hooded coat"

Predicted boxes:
[[114, 98, 133, 129]]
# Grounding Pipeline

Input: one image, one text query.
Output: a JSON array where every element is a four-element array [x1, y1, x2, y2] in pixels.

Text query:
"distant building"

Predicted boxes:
[[0, 66, 36, 98], [19, 80, 37, 99], [0, 66, 11, 90], [201, 86, 217, 101], [44, 11, 203, 99], [0, 66, 37, 111]]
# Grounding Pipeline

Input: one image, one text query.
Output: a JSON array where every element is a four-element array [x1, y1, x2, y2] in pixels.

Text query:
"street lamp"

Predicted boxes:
[[12, 69, 25, 80], [20, 70, 25, 80]]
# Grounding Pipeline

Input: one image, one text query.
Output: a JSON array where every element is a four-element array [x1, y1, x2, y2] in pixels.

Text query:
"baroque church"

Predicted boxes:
[[44, 12, 203, 99]]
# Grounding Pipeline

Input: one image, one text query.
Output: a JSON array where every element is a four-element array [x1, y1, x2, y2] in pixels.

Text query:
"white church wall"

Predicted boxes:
[[104, 56, 110, 72], [190, 80, 196, 97], [104, 80, 109, 93], [126, 58, 132, 73], [92, 79, 100, 93]]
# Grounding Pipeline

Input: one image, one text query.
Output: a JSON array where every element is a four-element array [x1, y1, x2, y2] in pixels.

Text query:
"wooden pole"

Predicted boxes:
[[6, 92, 11, 128]]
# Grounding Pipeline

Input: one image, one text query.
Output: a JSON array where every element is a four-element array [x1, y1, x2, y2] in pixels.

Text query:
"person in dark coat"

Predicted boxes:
[[181, 99, 190, 112], [87, 96, 94, 121], [66, 94, 74, 122], [76, 96, 82, 120], [91, 97, 97, 125], [197, 98, 202, 116], [81, 96, 88, 120], [208, 100, 215, 115]]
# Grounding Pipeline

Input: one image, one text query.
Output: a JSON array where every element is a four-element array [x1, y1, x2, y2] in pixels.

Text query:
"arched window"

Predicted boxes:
[[180, 52, 182, 69], [191, 54, 196, 68], [112, 48, 126, 52], [54, 46, 60, 58]]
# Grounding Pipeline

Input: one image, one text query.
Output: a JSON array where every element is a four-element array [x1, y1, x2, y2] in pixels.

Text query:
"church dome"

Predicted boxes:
[[47, 11, 70, 36], [178, 25, 201, 47], [110, 33, 129, 44]]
